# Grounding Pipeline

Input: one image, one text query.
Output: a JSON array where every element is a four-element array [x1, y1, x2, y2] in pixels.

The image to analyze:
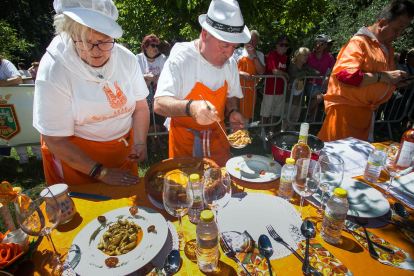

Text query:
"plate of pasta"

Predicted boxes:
[[226, 154, 282, 183], [70, 206, 168, 276]]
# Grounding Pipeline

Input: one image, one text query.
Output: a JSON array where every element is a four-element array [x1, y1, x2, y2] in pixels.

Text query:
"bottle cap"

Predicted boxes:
[[299, 123, 309, 136], [286, 158, 295, 165], [200, 210, 214, 222], [375, 144, 385, 150], [334, 188, 347, 198], [190, 174, 200, 182]]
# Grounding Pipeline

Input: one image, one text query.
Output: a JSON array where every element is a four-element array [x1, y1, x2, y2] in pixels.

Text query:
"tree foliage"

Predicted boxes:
[[0, 20, 33, 62]]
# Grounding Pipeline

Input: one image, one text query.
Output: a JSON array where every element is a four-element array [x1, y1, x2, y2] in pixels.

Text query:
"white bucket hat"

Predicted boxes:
[[53, 0, 123, 38], [198, 0, 250, 44]]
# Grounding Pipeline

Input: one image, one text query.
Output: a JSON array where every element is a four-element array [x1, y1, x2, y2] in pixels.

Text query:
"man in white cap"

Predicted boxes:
[[154, 0, 249, 167]]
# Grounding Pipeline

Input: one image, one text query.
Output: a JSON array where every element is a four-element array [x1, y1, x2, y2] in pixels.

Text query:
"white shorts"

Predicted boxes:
[[260, 94, 284, 117]]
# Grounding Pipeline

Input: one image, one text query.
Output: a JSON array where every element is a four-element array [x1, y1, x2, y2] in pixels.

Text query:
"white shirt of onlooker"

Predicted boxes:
[[0, 59, 20, 80], [18, 70, 35, 84], [136, 53, 167, 77], [232, 47, 265, 67]]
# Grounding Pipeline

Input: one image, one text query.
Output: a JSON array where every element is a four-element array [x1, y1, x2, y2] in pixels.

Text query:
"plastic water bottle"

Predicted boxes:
[[187, 174, 204, 223], [363, 144, 386, 183], [196, 210, 219, 273], [320, 188, 349, 244], [278, 158, 296, 200]]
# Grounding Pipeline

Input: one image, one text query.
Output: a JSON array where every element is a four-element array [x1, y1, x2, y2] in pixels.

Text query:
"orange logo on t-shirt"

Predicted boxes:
[[103, 81, 127, 109]]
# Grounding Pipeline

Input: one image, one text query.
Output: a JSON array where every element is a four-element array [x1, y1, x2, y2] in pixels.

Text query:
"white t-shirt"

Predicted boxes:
[[155, 40, 243, 100], [33, 36, 149, 141], [136, 53, 167, 77], [232, 47, 265, 67], [0, 59, 20, 80]]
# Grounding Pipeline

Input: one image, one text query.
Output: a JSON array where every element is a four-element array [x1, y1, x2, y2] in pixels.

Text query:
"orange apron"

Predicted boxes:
[[238, 56, 257, 119], [41, 129, 138, 186], [169, 81, 231, 167]]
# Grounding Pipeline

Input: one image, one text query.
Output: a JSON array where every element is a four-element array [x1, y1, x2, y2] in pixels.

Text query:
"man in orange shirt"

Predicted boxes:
[[318, 1, 414, 142]]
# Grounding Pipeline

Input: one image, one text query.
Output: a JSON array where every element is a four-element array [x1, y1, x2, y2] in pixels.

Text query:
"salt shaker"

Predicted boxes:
[[47, 184, 77, 224]]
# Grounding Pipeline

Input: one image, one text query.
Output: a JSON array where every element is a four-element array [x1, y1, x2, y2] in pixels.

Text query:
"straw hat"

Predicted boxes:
[[198, 0, 250, 43], [53, 0, 122, 38]]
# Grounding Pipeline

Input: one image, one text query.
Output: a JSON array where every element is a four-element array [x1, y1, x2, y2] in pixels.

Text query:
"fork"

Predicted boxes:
[[219, 235, 252, 276], [266, 225, 323, 276]]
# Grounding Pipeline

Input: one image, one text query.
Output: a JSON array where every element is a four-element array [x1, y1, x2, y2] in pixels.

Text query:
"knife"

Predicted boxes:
[[68, 191, 111, 200]]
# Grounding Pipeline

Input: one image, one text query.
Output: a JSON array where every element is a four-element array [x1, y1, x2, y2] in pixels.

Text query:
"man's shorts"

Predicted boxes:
[[305, 83, 322, 98], [260, 94, 284, 117]]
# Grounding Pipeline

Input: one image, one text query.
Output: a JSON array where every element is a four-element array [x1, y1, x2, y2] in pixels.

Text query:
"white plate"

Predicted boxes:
[[311, 178, 390, 218], [393, 173, 414, 198], [71, 206, 168, 276], [217, 193, 302, 260], [226, 155, 281, 183]]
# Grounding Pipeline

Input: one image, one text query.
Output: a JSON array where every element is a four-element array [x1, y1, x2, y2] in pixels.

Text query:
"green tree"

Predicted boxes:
[[0, 20, 33, 62]]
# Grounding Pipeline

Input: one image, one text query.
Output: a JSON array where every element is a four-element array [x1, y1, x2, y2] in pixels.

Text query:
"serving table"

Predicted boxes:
[[15, 147, 414, 275]]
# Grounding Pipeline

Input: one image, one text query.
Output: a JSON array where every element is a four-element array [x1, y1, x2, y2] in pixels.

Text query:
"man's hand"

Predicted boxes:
[[245, 43, 257, 57], [229, 111, 245, 132], [126, 144, 146, 163], [190, 100, 220, 125], [240, 71, 254, 82], [284, 72, 290, 81], [382, 70, 408, 86], [322, 76, 329, 88]]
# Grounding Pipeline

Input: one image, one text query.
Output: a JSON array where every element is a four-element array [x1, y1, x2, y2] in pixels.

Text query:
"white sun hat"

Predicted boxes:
[[199, 0, 250, 44], [53, 0, 123, 38]]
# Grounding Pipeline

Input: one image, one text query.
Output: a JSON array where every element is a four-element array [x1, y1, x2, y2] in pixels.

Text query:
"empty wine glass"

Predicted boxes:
[[315, 154, 344, 216], [294, 158, 320, 218], [203, 168, 232, 224], [163, 171, 193, 250], [14, 187, 68, 275], [383, 143, 414, 196]]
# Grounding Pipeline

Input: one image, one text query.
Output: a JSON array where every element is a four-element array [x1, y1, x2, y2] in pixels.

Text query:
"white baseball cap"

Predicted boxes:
[[198, 0, 251, 44], [53, 0, 123, 38]]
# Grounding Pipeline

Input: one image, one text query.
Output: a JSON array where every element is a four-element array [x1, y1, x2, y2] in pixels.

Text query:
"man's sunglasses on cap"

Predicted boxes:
[[278, 43, 289, 47], [149, 44, 159, 49]]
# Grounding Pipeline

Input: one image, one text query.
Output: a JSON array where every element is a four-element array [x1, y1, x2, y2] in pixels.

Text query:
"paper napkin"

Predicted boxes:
[[289, 224, 354, 276], [346, 221, 414, 271], [222, 230, 275, 276]]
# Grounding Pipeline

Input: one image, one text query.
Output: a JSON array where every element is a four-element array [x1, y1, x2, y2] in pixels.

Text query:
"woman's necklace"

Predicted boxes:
[[90, 66, 104, 79]]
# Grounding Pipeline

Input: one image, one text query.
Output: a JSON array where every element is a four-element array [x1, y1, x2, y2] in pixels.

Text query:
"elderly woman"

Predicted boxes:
[[136, 35, 167, 152], [282, 47, 320, 131], [33, 0, 150, 186]]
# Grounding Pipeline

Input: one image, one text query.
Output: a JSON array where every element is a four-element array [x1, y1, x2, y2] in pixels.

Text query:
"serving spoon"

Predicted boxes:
[[163, 249, 181, 276], [258, 234, 273, 276], [301, 220, 315, 275]]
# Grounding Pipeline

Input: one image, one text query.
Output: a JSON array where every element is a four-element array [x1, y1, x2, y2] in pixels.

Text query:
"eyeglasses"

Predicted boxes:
[[149, 44, 159, 49], [278, 43, 289, 47], [72, 39, 115, 51]]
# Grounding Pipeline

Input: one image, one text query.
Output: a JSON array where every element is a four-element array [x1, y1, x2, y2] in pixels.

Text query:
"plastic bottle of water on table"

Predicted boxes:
[[278, 158, 297, 200], [363, 144, 386, 183], [321, 188, 349, 244], [187, 174, 204, 223], [196, 210, 219, 272]]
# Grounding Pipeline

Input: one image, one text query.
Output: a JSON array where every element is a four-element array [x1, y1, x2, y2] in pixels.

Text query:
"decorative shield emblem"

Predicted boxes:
[[0, 104, 21, 141]]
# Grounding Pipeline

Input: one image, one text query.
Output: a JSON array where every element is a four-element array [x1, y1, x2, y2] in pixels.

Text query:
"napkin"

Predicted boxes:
[[392, 212, 414, 244], [346, 221, 414, 271], [221, 230, 275, 276], [321, 137, 374, 177], [376, 181, 414, 210], [289, 224, 354, 275]]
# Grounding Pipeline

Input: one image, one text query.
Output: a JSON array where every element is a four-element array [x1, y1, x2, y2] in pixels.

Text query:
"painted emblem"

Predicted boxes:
[[0, 104, 21, 141]]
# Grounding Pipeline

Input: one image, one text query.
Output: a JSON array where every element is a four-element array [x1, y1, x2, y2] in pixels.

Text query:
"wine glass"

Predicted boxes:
[[14, 187, 68, 275], [163, 171, 193, 251], [203, 168, 232, 224], [294, 158, 320, 218], [315, 154, 344, 216], [383, 143, 414, 196]]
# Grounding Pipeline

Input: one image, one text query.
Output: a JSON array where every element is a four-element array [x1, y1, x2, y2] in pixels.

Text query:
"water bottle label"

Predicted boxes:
[[197, 236, 218, 249], [280, 177, 291, 184], [324, 207, 346, 223], [397, 141, 414, 167], [367, 154, 384, 167]]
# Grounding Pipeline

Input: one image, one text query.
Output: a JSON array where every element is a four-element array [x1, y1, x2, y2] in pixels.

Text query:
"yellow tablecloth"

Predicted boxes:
[[14, 157, 414, 275]]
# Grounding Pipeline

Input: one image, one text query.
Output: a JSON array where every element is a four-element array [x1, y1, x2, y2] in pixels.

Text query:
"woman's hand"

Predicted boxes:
[[126, 144, 146, 163], [101, 168, 140, 186]]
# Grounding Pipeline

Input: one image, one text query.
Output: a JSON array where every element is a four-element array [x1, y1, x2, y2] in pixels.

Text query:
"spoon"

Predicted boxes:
[[258, 234, 273, 276], [163, 249, 181, 276], [354, 217, 379, 259], [301, 220, 315, 275], [394, 203, 409, 219]]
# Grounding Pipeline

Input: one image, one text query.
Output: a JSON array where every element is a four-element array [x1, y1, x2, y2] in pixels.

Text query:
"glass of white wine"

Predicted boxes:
[[163, 171, 193, 250]]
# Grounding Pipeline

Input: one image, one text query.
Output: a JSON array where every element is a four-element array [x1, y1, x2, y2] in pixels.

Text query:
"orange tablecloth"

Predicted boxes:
[[16, 157, 414, 275]]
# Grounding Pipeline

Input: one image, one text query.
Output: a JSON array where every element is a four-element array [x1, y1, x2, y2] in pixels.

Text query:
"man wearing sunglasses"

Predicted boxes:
[[260, 34, 290, 139], [305, 34, 336, 122], [318, 1, 414, 142]]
